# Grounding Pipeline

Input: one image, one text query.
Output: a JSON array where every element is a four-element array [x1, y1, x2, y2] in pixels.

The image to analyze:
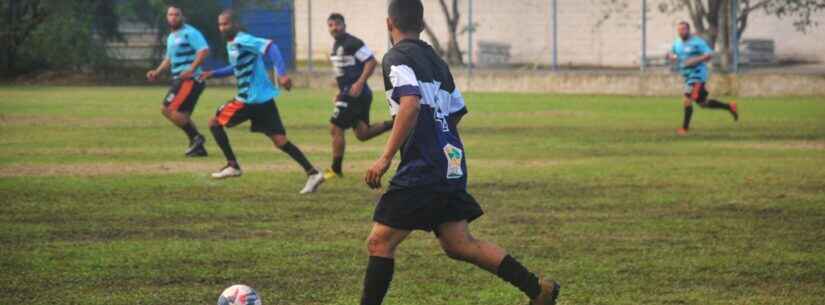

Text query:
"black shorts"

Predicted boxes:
[[330, 87, 372, 129], [214, 99, 286, 135], [684, 82, 709, 104], [163, 79, 206, 113], [373, 186, 484, 233]]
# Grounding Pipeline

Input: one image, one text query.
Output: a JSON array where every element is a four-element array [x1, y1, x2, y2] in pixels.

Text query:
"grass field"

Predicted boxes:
[[1, 86, 824, 305]]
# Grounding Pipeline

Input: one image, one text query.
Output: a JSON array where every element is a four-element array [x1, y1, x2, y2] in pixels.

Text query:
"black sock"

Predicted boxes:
[[497, 255, 541, 299], [706, 99, 731, 110], [181, 122, 200, 142], [279, 141, 317, 175], [331, 156, 344, 174], [683, 106, 693, 130], [360, 256, 395, 305], [210, 125, 237, 165]]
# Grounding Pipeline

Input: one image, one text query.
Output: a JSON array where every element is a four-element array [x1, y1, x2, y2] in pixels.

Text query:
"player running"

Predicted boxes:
[[146, 6, 209, 157], [324, 13, 393, 180], [201, 10, 324, 194], [357, 1, 560, 305], [667, 21, 739, 135]]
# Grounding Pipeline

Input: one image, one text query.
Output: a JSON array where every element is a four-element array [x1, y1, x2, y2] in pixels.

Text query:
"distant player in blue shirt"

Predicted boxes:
[[666, 21, 739, 135], [357, 1, 560, 305], [146, 6, 210, 157], [323, 13, 394, 180], [200, 10, 324, 194]]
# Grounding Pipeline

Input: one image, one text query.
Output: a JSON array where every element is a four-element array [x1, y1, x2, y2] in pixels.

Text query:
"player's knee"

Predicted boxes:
[[355, 131, 370, 142], [271, 135, 289, 148], [208, 117, 220, 128], [440, 238, 474, 261], [366, 235, 394, 256]]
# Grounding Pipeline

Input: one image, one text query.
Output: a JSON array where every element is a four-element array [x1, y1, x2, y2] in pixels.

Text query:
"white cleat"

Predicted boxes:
[[211, 166, 242, 179], [300, 171, 325, 194]]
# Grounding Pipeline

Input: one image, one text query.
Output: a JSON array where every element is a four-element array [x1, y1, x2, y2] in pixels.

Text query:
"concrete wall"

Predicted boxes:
[[293, 0, 825, 67]]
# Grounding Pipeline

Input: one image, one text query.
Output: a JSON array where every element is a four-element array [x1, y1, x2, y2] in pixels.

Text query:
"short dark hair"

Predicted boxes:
[[388, 0, 424, 33], [678, 21, 691, 29], [328, 13, 345, 23], [220, 9, 237, 23]]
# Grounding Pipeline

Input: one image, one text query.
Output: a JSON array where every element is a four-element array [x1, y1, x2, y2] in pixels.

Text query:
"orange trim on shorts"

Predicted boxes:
[[169, 80, 194, 111], [690, 83, 702, 101], [218, 100, 245, 126]]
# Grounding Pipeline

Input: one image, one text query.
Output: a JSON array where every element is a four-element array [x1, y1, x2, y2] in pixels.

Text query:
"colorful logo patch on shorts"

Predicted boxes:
[[443, 143, 464, 179]]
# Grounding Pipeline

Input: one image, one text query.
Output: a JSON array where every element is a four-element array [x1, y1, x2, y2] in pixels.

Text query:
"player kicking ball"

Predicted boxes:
[[146, 6, 209, 157], [667, 21, 739, 135], [324, 13, 393, 180], [200, 10, 324, 194], [357, 1, 560, 304]]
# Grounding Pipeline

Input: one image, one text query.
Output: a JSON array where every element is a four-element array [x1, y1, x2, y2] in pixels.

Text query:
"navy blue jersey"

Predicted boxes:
[[331, 33, 375, 91], [382, 39, 469, 192]]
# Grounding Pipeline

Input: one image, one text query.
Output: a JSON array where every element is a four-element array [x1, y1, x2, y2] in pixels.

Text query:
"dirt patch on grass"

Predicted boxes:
[[1, 158, 578, 177], [721, 141, 825, 150], [0, 161, 315, 177], [0, 114, 137, 127]]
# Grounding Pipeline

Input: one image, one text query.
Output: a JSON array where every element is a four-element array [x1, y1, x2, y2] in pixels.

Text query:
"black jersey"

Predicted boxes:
[[382, 39, 469, 191], [330, 33, 375, 90]]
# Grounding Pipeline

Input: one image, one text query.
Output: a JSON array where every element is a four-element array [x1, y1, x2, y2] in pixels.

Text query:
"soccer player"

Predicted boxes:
[[146, 6, 209, 157], [324, 13, 393, 180], [357, 1, 561, 305], [200, 10, 324, 194], [667, 21, 739, 135]]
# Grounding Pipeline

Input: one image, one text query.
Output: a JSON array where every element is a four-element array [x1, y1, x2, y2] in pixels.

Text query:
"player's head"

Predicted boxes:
[[328, 13, 346, 38], [677, 21, 691, 40], [166, 6, 184, 30], [386, 0, 424, 43], [218, 9, 240, 40]]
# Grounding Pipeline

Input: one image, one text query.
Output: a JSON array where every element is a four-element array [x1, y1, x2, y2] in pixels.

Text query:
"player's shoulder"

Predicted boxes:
[[382, 47, 411, 68]]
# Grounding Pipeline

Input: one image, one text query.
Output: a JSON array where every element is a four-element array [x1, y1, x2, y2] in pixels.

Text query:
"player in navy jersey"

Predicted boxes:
[[146, 6, 209, 157], [324, 13, 393, 180], [667, 21, 739, 135], [200, 10, 324, 194], [356, 1, 561, 305]]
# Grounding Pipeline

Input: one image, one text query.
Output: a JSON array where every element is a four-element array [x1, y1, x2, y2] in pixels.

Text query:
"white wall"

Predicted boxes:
[[293, 0, 825, 67]]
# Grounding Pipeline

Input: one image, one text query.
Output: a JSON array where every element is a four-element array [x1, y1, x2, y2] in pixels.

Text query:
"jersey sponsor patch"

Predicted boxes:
[[443, 143, 464, 179]]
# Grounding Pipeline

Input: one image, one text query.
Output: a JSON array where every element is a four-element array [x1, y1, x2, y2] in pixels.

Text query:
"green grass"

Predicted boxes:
[[1, 85, 824, 305]]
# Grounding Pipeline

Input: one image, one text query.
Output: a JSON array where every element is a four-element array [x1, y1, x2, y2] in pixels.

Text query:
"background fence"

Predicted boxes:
[[2, 0, 824, 87]]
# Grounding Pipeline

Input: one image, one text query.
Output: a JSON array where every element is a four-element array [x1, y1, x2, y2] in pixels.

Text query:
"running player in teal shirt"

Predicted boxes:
[[201, 10, 325, 194], [666, 21, 739, 135], [146, 6, 210, 157]]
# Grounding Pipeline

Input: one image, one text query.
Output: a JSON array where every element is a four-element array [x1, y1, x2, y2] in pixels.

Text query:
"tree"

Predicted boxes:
[[0, 0, 121, 74], [422, 0, 466, 65]]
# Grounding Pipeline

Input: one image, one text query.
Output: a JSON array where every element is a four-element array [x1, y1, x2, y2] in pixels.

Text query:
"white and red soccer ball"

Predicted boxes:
[[218, 285, 261, 305]]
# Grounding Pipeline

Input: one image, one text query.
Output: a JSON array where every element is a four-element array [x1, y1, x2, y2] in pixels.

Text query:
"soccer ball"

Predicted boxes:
[[218, 284, 262, 305]]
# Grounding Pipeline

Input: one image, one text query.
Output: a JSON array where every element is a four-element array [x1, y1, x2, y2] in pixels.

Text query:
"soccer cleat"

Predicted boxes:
[[729, 101, 739, 121], [185, 135, 208, 157], [677, 128, 689, 136], [300, 171, 325, 194], [211, 165, 242, 179], [323, 168, 343, 180], [186, 145, 208, 157], [529, 278, 561, 305]]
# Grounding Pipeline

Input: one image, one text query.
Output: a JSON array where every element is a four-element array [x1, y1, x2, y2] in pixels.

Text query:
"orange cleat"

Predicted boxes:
[[677, 128, 689, 135], [730, 101, 739, 121]]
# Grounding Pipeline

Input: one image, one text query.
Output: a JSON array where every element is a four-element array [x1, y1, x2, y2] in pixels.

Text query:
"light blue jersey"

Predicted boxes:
[[672, 35, 713, 85], [227, 32, 284, 104], [166, 24, 209, 79]]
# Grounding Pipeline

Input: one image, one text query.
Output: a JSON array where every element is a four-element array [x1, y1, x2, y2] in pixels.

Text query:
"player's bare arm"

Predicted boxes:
[[365, 95, 420, 189], [683, 53, 712, 68], [147, 57, 171, 81], [349, 57, 377, 97], [180, 48, 210, 80]]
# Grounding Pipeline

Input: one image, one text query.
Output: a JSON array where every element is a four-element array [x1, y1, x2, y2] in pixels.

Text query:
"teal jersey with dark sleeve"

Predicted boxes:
[[671, 35, 712, 85], [166, 24, 209, 79]]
